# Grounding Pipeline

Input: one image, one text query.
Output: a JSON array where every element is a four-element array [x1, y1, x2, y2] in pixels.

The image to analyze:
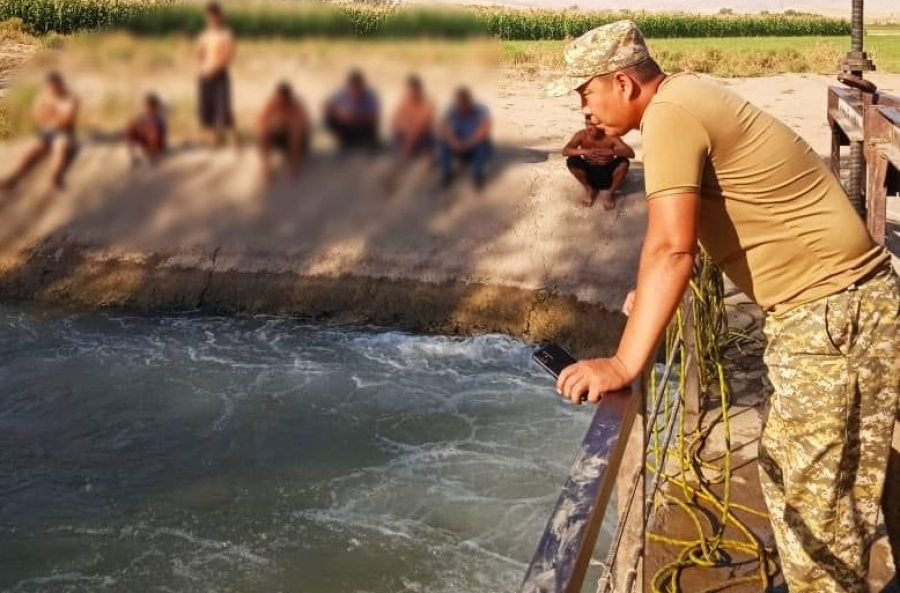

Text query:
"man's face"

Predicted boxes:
[[206, 12, 222, 28], [455, 93, 473, 114], [577, 73, 637, 137], [48, 79, 65, 98]]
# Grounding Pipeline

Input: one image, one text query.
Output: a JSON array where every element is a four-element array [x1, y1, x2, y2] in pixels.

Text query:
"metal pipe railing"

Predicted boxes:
[[518, 376, 644, 593]]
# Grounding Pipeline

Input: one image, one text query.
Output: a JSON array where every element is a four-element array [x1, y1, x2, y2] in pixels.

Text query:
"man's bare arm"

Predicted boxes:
[[461, 116, 491, 149], [557, 192, 699, 403], [615, 192, 699, 376], [610, 137, 635, 159], [223, 31, 236, 63], [561, 130, 586, 157]]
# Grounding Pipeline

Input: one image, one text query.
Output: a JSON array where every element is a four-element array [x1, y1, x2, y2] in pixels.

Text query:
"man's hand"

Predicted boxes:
[[622, 290, 636, 317], [556, 357, 632, 405]]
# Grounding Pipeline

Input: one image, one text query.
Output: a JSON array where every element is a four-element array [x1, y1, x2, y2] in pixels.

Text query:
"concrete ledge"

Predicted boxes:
[[0, 244, 625, 355]]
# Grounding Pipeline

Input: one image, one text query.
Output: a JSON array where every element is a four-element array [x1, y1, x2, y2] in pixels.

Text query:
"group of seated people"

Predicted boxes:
[[0, 69, 494, 192], [2, 69, 632, 206], [259, 70, 494, 189]]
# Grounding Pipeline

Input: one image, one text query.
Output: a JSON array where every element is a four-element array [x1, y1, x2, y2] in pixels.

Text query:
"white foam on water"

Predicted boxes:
[[0, 306, 606, 593]]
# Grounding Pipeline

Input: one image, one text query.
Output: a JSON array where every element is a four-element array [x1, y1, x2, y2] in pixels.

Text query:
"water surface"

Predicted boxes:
[[0, 307, 607, 593]]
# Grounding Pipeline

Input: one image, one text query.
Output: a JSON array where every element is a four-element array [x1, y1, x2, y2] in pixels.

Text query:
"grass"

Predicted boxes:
[[0, 0, 853, 39], [502, 33, 900, 77]]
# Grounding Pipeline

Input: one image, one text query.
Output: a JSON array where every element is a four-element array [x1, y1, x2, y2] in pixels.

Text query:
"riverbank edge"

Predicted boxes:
[[0, 246, 626, 355]]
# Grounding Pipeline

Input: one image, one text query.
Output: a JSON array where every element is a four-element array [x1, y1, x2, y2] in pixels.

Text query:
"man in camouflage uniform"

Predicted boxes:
[[548, 20, 900, 592]]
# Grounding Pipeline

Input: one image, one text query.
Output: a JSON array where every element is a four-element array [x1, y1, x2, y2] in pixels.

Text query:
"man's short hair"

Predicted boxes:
[[407, 74, 422, 91], [348, 69, 365, 86], [276, 81, 293, 98], [145, 92, 161, 108], [621, 58, 663, 85], [46, 70, 64, 86], [455, 86, 472, 103], [206, 2, 223, 18]]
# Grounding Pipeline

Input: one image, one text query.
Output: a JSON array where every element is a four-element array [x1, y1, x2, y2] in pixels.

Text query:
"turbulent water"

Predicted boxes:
[[0, 306, 613, 593]]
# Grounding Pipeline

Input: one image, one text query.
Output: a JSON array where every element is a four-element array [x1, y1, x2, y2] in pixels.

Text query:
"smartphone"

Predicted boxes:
[[532, 343, 588, 402], [532, 343, 578, 379]]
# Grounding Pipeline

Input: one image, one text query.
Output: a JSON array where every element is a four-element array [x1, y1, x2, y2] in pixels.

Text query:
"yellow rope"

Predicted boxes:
[[645, 253, 778, 593]]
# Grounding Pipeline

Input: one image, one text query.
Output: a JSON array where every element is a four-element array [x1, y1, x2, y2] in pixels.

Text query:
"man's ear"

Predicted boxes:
[[611, 71, 634, 98]]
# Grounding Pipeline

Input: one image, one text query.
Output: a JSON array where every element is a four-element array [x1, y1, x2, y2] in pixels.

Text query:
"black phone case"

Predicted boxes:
[[532, 343, 578, 379]]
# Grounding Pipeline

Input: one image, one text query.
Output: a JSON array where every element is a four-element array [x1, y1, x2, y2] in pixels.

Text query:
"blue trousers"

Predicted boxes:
[[439, 140, 492, 181]]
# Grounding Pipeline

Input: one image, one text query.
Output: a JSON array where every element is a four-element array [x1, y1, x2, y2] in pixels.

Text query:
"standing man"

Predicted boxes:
[[0, 71, 79, 192], [562, 115, 634, 209], [548, 21, 898, 593], [196, 2, 237, 148], [438, 86, 492, 190]]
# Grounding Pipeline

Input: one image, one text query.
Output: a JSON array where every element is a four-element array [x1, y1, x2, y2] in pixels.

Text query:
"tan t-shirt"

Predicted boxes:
[[641, 73, 889, 314]]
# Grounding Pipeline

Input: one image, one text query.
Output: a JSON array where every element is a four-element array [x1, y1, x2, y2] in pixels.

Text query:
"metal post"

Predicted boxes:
[[851, 0, 864, 54], [840, 0, 875, 219]]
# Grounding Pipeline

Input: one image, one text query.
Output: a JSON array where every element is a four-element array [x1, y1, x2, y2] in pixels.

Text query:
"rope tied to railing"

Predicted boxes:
[[644, 252, 780, 593]]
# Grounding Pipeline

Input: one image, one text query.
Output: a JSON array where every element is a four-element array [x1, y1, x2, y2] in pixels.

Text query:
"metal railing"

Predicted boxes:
[[518, 378, 644, 593]]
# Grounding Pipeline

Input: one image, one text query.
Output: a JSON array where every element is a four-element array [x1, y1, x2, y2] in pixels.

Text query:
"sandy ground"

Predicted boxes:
[[0, 40, 898, 317]]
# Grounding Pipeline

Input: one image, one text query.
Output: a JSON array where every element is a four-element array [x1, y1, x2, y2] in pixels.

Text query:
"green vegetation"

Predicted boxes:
[[0, 0, 852, 39], [503, 33, 900, 76]]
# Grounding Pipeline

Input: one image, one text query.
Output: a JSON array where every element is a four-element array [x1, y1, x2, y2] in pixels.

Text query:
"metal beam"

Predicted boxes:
[[519, 380, 642, 593]]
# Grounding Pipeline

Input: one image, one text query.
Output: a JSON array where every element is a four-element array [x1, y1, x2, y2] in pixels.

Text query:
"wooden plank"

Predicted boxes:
[[520, 380, 641, 593], [875, 91, 900, 109], [879, 106, 900, 126], [829, 107, 865, 142], [867, 153, 889, 247]]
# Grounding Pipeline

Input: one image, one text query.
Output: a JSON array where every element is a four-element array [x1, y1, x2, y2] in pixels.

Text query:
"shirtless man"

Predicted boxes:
[[391, 75, 435, 159], [383, 75, 435, 191], [1, 71, 79, 192], [256, 81, 310, 183], [125, 92, 167, 166], [562, 115, 634, 209], [196, 2, 237, 148]]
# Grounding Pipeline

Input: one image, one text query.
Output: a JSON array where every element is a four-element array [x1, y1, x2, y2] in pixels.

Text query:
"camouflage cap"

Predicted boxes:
[[546, 20, 650, 97]]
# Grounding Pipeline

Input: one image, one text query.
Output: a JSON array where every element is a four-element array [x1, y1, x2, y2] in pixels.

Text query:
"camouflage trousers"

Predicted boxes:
[[759, 268, 900, 593]]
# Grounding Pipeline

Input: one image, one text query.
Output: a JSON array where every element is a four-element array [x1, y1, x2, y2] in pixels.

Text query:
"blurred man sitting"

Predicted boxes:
[[562, 115, 634, 209], [1, 71, 79, 192], [126, 92, 167, 166], [391, 75, 435, 159], [257, 82, 310, 183], [324, 70, 380, 153], [438, 87, 492, 190]]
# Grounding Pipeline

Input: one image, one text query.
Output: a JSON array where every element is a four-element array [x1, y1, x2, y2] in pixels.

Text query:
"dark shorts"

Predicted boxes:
[[566, 156, 627, 190], [265, 127, 310, 154], [36, 128, 74, 145], [198, 70, 235, 129], [326, 114, 378, 150], [393, 130, 435, 156]]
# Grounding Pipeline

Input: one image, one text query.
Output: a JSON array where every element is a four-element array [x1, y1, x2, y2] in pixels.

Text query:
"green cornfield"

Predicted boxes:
[[0, 0, 853, 39]]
